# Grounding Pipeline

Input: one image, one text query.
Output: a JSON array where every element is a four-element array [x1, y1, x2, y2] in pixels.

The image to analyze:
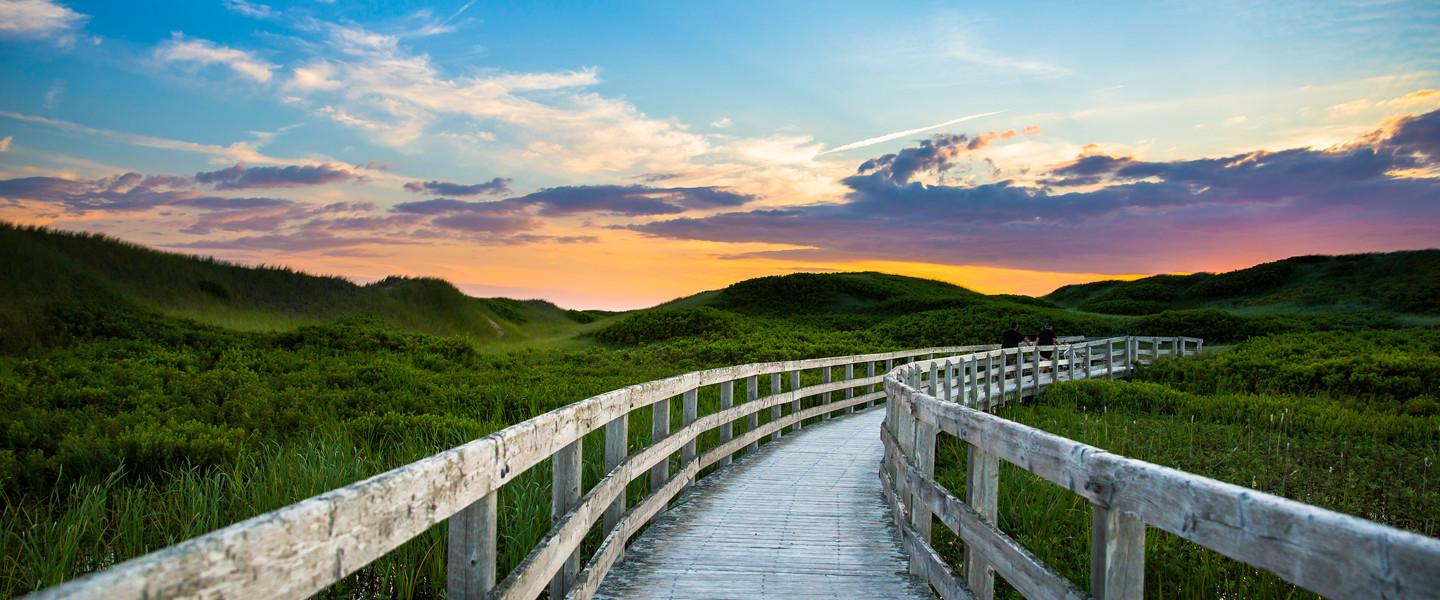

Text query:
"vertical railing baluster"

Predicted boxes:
[[911, 417, 936, 544], [719, 380, 734, 466], [603, 413, 628, 532], [770, 373, 783, 442], [746, 375, 759, 453], [650, 397, 669, 491], [867, 361, 877, 407], [550, 439, 581, 598], [1091, 505, 1145, 599], [942, 360, 953, 403], [1104, 341, 1115, 380], [845, 362, 856, 413], [1031, 344, 1041, 397], [447, 491, 497, 599], [985, 352, 995, 409], [791, 370, 802, 431], [681, 388, 697, 490], [966, 441, 999, 600], [1013, 348, 1023, 404], [822, 365, 832, 419]]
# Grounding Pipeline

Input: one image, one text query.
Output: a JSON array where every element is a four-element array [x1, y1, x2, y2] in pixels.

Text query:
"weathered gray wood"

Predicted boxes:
[[681, 388, 697, 490], [790, 370, 802, 430], [718, 380, 734, 467], [569, 458, 698, 600], [967, 443, 999, 600], [881, 427, 1084, 600], [822, 366, 832, 419], [551, 439, 582, 599], [879, 460, 973, 600], [771, 373, 783, 441], [599, 409, 932, 600], [911, 420, 936, 543], [942, 360, 954, 403], [650, 398, 670, 493], [845, 362, 856, 413], [602, 414, 628, 534], [867, 361, 877, 407], [746, 374, 759, 453], [887, 369, 1440, 600], [447, 491, 497, 599], [1091, 504, 1145, 600]]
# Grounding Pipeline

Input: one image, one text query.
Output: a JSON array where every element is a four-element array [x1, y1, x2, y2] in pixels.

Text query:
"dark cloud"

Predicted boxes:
[[855, 128, 1040, 186], [169, 232, 395, 253], [0, 173, 204, 212], [195, 163, 357, 190], [514, 185, 755, 216], [634, 110, 1440, 274], [403, 177, 512, 196]]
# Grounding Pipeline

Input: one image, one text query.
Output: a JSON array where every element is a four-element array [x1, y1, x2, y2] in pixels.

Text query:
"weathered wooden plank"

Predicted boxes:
[[845, 362, 856, 413], [746, 374, 760, 453], [681, 388, 698, 490], [822, 365, 832, 419], [911, 419, 936, 543], [650, 397, 670, 493], [718, 380, 734, 467], [967, 443, 999, 600], [887, 377, 1440, 600], [881, 428, 1085, 600], [1091, 504, 1144, 600], [568, 459, 698, 600], [880, 464, 973, 600], [447, 491, 497, 599], [771, 373, 783, 442], [603, 414, 628, 533], [550, 439, 582, 599], [791, 370, 802, 430]]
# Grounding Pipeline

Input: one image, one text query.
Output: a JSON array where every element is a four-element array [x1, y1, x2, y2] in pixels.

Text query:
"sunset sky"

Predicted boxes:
[[2, 0, 1438, 309]]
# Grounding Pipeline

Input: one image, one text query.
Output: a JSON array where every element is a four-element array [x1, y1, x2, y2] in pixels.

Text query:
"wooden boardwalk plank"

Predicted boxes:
[[595, 408, 933, 599]]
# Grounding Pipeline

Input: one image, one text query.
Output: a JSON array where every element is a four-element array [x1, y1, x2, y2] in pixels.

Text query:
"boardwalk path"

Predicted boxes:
[[596, 407, 933, 599]]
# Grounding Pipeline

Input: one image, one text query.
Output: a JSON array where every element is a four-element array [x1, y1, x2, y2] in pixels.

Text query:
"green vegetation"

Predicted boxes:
[[1, 222, 1436, 597], [1046, 250, 1440, 315]]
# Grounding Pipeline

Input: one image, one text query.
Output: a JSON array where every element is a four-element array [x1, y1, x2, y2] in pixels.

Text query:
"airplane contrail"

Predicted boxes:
[[818, 110, 1005, 155]]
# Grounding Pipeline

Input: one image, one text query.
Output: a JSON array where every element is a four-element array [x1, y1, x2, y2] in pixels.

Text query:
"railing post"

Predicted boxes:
[[1068, 340, 1078, 382], [1104, 341, 1115, 380], [771, 373, 783, 442], [910, 418, 936, 545], [984, 352, 995, 409], [966, 442, 1000, 600], [928, 361, 939, 396], [942, 360, 953, 403], [791, 370, 802, 431], [719, 380, 734, 466], [447, 491, 497, 599], [1091, 505, 1145, 600], [1126, 337, 1136, 374], [550, 439, 581, 599], [822, 366, 832, 419], [746, 375, 759, 453], [960, 359, 971, 407], [867, 361, 877, 407], [1013, 348, 1023, 404], [650, 397, 670, 492], [1084, 341, 1093, 380], [603, 413, 628, 532], [845, 362, 856, 413], [1031, 344, 1041, 397], [681, 388, 697, 489]]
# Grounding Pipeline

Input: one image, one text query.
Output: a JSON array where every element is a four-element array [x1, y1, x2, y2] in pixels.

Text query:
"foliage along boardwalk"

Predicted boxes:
[[595, 407, 933, 600]]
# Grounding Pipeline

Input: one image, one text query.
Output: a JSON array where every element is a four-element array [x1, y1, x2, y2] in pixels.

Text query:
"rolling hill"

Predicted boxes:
[[1044, 250, 1440, 316], [0, 222, 602, 352]]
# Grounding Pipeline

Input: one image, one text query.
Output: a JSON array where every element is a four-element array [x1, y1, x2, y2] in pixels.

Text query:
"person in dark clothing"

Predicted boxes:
[[1036, 323, 1059, 372], [1001, 322, 1025, 349]]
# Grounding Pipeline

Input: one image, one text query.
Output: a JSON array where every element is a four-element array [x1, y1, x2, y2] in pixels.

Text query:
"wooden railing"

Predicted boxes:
[[881, 336, 1440, 600], [29, 344, 1004, 600]]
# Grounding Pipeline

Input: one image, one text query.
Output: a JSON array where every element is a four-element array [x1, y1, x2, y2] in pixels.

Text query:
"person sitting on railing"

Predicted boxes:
[[1035, 323, 1059, 373]]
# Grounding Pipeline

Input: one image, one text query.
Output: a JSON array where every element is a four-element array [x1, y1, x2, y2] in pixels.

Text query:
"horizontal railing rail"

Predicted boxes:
[[29, 344, 997, 600], [881, 336, 1440, 600]]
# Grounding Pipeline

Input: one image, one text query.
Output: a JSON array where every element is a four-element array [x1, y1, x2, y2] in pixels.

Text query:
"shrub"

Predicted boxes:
[[593, 307, 741, 346]]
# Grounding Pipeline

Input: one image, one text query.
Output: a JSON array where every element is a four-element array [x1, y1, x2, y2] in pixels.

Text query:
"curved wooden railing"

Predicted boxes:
[[881, 336, 1440, 600], [29, 344, 1003, 600]]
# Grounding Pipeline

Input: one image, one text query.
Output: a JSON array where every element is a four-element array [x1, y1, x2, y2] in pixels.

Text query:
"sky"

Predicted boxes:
[[1, 0, 1438, 310]]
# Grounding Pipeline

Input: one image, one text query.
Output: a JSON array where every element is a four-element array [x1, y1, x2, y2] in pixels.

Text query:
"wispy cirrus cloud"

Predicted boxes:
[[634, 108, 1440, 274], [155, 33, 275, 83], [820, 111, 1005, 155]]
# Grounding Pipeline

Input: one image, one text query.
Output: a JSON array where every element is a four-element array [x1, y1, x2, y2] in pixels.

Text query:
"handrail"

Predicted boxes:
[[881, 336, 1440, 600], [26, 344, 993, 600]]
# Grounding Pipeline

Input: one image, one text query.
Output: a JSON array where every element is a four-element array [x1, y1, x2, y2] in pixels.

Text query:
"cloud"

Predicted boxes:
[[194, 163, 357, 190], [403, 177, 511, 196], [514, 185, 756, 216], [633, 109, 1440, 274], [155, 33, 275, 83], [284, 62, 342, 91], [0, 136, 10, 152], [222, 0, 271, 19], [0, 0, 86, 44], [711, 117, 732, 129], [852, 127, 1040, 185], [0, 172, 197, 211]]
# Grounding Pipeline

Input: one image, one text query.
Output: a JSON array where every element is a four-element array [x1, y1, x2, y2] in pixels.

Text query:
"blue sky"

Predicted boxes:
[[2, 0, 1439, 308]]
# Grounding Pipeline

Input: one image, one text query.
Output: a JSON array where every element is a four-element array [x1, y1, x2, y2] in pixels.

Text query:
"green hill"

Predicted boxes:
[[1045, 250, 1440, 315], [0, 222, 597, 351]]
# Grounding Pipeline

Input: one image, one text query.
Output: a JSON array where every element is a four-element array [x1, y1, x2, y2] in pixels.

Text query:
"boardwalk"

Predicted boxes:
[[596, 408, 933, 599]]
